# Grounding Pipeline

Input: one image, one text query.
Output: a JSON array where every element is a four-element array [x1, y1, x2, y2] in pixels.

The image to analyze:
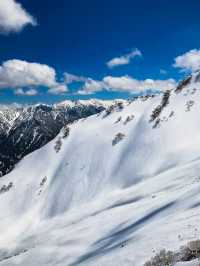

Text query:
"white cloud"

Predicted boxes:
[[103, 76, 176, 93], [15, 88, 38, 96], [103, 76, 135, 91], [78, 79, 104, 94], [0, 59, 57, 88], [173, 49, 200, 72], [64, 73, 104, 95], [48, 84, 68, 95], [0, 59, 67, 95], [76, 75, 176, 95], [106, 48, 142, 68], [0, 0, 37, 34]]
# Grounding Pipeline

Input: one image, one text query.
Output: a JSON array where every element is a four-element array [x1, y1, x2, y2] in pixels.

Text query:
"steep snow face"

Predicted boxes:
[[0, 90, 200, 265]]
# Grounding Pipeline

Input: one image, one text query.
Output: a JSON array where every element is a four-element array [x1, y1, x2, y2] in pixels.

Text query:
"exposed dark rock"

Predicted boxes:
[[175, 76, 192, 93], [0, 182, 13, 194], [150, 90, 171, 122], [112, 133, 126, 146]]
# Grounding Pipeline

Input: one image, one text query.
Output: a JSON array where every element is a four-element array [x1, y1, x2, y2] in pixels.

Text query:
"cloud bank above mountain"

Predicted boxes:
[[77, 76, 176, 95], [2, 48, 200, 97], [0, 58, 177, 96]]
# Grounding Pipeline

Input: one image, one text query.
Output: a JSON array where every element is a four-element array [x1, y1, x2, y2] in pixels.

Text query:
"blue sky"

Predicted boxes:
[[1, 0, 200, 104]]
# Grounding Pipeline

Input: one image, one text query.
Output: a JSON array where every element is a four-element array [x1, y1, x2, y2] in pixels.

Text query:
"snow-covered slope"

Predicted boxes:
[[0, 100, 118, 176], [0, 87, 200, 265]]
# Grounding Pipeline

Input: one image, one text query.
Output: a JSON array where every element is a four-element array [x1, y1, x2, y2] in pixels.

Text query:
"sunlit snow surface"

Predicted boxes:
[[0, 89, 200, 265]]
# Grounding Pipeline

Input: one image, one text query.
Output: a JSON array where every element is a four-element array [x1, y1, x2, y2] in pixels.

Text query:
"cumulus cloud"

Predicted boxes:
[[77, 79, 105, 95], [103, 76, 176, 93], [64, 72, 105, 95], [0, 59, 57, 88], [0, 59, 67, 95], [0, 0, 37, 34], [76, 75, 176, 95], [173, 49, 200, 72], [64, 70, 174, 96], [15, 88, 38, 96], [106, 48, 142, 68]]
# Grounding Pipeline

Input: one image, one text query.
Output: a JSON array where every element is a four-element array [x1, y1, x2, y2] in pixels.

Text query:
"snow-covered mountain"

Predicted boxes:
[[0, 100, 125, 176], [0, 78, 200, 265]]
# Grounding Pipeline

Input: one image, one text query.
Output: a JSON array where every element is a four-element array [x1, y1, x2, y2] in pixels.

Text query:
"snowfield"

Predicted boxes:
[[0, 87, 200, 265]]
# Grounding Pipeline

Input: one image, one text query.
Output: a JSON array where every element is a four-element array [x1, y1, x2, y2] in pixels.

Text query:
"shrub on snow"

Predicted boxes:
[[54, 137, 62, 153], [144, 240, 200, 266], [112, 133, 125, 146]]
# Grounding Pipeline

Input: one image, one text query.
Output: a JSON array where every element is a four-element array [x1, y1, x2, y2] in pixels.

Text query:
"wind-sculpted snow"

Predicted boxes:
[[0, 88, 200, 265]]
